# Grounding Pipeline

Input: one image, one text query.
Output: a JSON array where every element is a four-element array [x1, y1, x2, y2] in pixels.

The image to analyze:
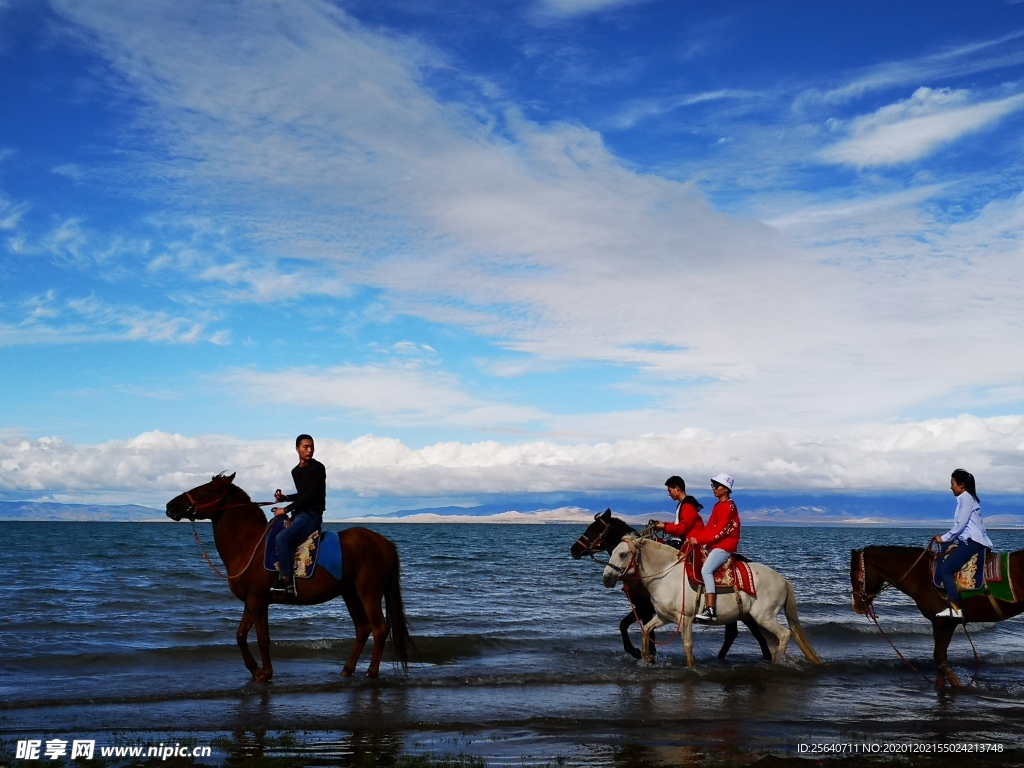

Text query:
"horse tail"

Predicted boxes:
[[384, 548, 412, 673], [784, 579, 821, 665]]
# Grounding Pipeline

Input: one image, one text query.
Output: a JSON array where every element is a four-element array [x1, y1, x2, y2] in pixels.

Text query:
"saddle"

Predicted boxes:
[[930, 548, 1016, 602], [263, 516, 343, 581], [683, 546, 756, 597]]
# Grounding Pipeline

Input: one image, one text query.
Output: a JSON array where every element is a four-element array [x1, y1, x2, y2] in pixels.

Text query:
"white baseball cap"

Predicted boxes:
[[711, 473, 734, 490]]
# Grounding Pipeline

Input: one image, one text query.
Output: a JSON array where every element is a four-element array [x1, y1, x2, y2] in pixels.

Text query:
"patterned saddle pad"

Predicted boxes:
[[263, 516, 343, 581], [931, 548, 1013, 600], [683, 546, 756, 597]]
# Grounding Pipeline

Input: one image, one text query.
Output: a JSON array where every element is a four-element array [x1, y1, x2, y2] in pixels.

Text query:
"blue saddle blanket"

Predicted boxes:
[[264, 516, 342, 581]]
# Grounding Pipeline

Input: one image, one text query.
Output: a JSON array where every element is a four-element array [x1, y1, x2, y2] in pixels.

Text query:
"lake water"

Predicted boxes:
[[2, 521, 1024, 766]]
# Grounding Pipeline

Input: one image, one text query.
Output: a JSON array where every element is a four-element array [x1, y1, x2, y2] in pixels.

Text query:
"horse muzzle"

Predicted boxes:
[[165, 502, 194, 522], [602, 564, 625, 587]]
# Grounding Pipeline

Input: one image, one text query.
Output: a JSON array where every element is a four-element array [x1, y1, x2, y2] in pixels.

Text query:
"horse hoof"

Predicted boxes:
[[341, 667, 355, 677], [365, 670, 379, 679]]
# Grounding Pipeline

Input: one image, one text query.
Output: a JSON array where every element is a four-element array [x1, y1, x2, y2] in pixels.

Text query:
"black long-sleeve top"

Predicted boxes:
[[283, 458, 326, 514]]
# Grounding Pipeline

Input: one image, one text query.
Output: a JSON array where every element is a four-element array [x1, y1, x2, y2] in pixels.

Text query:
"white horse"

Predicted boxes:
[[602, 535, 820, 667]]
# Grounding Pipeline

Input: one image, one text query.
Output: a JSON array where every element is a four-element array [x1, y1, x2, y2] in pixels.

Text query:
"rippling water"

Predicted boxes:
[[3, 521, 1024, 763]]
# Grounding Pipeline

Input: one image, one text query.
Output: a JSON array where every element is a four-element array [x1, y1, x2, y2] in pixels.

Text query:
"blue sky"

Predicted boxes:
[[2, 0, 1024, 509]]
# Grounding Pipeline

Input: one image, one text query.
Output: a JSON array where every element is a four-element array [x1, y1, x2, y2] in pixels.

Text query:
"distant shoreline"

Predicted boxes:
[[4, 518, 1024, 529]]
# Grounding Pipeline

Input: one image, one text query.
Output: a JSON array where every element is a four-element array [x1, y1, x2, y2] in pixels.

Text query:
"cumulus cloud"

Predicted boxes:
[[3, 415, 1024, 507], [820, 87, 1024, 166]]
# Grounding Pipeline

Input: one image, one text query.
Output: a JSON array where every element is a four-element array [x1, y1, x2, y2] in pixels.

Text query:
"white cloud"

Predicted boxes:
[[808, 31, 1024, 107], [820, 87, 1024, 167], [3, 416, 1024, 507], [35, 0, 1024, 431], [607, 89, 760, 130], [220, 363, 547, 429], [534, 0, 650, 19], [0, 291, 227, 346]]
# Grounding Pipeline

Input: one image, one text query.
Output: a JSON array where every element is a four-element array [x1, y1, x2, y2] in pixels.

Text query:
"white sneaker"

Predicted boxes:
[[694, 607, 717, 624], [935, 606, 962, 618]]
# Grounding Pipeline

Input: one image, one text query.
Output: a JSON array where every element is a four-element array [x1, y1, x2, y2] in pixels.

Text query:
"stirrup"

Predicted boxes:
[[271, 577, 294, 596]]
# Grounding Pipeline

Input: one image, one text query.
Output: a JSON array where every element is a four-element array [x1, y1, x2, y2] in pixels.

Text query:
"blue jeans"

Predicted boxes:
[[937, 538, 986, 606], [702, 547, 731, 596], [276, 510, 322, 577]]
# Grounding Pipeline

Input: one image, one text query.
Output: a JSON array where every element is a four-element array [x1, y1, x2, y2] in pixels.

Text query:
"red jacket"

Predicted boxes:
[[691, 499, 740, 552], [663, 498, 705, 538]]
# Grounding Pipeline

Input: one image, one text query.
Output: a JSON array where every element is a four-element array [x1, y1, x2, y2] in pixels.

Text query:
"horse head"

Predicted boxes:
[[850, 547, 882, 614], [571, 509, 636, 559], [571, 509, 614, 559], [602, 534, 639, 588], [166, 472, 238, 521]]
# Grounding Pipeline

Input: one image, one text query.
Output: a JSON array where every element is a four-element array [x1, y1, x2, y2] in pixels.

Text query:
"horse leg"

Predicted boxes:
[[933, 622, 961, 689], [641, 628, 657, 664], [364, 601, 389, 679], [236, 606, 259, 678], [640, 616, 666, 666], [619, 612, 642, 660], [341, 591, 371, 677], [638, 600, 658, 663], [682, 616, 695, 667], [747, 602, 786, 661], [249, 599, 274, 683], [741, 615, 772, 661], [718, 623, 739, 660]]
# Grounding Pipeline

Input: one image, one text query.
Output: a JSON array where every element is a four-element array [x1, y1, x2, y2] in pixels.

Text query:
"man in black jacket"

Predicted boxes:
[[270, 434, 327, 595]]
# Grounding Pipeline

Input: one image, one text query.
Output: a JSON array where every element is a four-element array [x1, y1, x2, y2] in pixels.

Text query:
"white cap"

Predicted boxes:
[[711, 473, 734, 490]]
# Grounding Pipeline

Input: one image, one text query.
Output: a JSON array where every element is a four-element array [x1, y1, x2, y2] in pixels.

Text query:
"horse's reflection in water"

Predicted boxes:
[[223, 688, 407, 767]]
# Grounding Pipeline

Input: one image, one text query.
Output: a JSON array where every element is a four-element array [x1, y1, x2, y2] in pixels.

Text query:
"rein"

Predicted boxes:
[[184, 489, 276, 582], [856, 545, 982, 685], [618, 539, 690, 648]]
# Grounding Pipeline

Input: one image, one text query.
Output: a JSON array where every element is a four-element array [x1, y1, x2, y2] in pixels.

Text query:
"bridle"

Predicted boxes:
[[852, 546, 932, 613], [574, 516, 613, 561], [605, 536, 683, 582], [852, 549, 883, 611], [183, 487, 233, 520], [182, 485, 274, 520], [181, 484, 274, 582]]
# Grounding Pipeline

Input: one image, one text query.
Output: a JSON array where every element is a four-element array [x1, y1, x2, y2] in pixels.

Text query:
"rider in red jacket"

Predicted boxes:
[[688, 473, 740, 623], [653, 475, 704, 544]]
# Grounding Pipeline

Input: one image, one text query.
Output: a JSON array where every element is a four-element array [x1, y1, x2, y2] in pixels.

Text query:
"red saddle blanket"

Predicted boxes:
[[683, 547, 756, 597]]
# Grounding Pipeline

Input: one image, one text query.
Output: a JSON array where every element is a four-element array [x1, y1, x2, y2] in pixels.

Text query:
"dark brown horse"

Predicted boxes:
[[572, 509, 771, 662], [166, 473, 411, 681], [851, 545, 1024, 688]]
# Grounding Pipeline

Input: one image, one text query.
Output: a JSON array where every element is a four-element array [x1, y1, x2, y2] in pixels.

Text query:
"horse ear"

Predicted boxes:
[[601, 509, 612, 519], [225, 472, 236, 483]]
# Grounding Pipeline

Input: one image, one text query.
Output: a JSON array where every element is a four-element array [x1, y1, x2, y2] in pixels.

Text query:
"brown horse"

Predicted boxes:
[[851, 545, 1024, 688], [166, 473, 411, 681], [572, 510, 771, 663]]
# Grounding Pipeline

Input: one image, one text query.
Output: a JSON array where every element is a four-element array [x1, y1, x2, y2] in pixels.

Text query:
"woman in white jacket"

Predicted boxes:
[[931, 468, 993, 619]]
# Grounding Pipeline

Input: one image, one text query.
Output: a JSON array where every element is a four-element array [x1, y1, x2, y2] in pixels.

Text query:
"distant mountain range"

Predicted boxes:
[[0, 500, 163, 522], [2, 491, 1023, 526]]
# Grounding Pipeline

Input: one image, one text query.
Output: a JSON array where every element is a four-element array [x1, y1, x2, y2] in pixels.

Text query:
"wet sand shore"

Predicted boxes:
[[5, 673, 1024, 767]]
